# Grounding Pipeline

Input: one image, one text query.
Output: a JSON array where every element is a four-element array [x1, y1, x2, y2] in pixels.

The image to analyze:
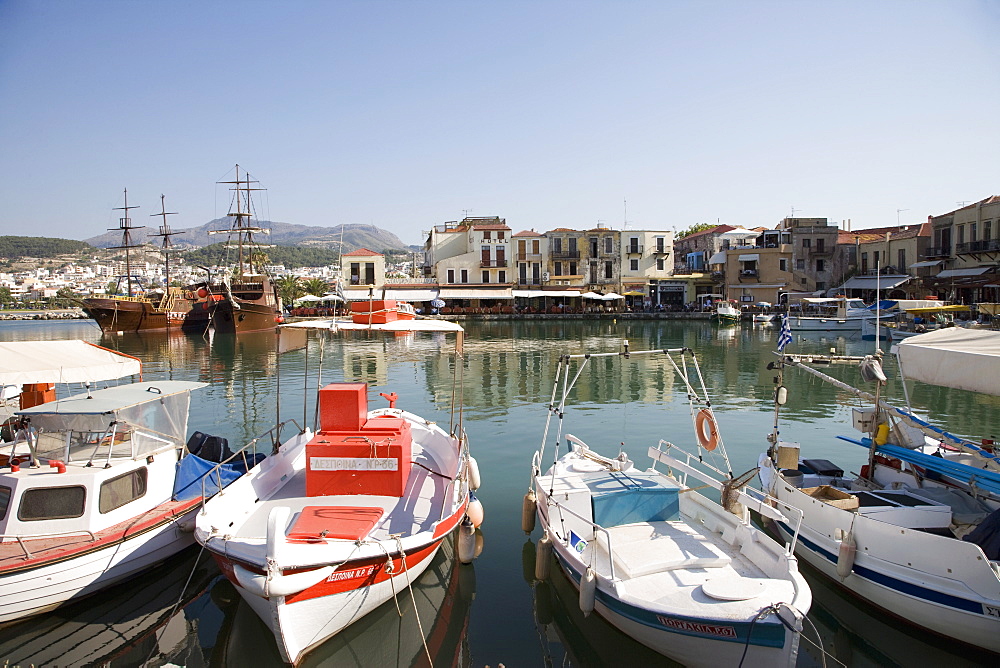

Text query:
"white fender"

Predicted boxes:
[[836, 531, 856, 579], [534, 531, 552, 581], [266, 506, 291, 564], [467, 456, 481, 491], [521, 489, 537, 534], [458, 517, 477, 564], [579, 567, 597, 617], [233, 562, 335, 598], [466, 493, 485, 527]]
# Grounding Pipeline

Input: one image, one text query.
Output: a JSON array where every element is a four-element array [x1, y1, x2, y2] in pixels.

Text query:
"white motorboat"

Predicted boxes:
[[195, 317, 479, 665], [713, 300, 742, 324], [759, 332, 1000, 654], [788, 297, 874, 331], [527, 345, 811, 667], [0, 340, 263, 623]]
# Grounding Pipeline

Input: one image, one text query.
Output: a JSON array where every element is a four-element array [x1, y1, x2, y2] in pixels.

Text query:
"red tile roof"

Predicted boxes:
[[343, 248, 382, 257]]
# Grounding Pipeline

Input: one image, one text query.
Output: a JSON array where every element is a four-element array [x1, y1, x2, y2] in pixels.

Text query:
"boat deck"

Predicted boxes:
[[233, 442, 454, 542], [584, 519, 796, 621]]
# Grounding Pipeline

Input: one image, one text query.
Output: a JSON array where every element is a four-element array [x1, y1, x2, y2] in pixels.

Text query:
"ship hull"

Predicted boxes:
[[82, 297, 207, 333], [210, 299, 280, 334]]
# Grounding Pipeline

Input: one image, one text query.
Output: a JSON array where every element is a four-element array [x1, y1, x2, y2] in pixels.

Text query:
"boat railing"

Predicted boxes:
[[648, 441, 804, 557], [1, 529, 97, 561], [541, 494, 618, 581], [199, 419, 306, 506]]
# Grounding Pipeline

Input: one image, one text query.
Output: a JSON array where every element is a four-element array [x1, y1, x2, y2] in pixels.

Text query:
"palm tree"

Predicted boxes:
[[276, 275, 304, 305], [302, 278, 329, 297]]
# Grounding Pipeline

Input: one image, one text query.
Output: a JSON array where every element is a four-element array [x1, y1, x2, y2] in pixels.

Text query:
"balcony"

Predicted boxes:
[[806, 246, 833, 256], [956, 239, 1000, 255], [515, 253, 542, 261], [651, 246, 668, 254], [625, 245, 644, 255], [551, 250, 581, 259], [480, 259, 509, 268], [924, 246, 951, 258], [739, 269, 759, 279]]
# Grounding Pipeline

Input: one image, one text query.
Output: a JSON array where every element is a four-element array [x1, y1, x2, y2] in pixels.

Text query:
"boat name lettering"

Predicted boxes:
[[326, 565, 376, 582], [986, 604, 1000, 619], [310, 457, 399, 471], [656, 615, 737, 638]]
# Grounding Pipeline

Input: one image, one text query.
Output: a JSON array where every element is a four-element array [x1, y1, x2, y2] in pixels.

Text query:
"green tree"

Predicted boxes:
[[0, 286, 13, 307], [302, 277, 329, 297], [675, 223, 717, 240], [276, 275, 304, 305]]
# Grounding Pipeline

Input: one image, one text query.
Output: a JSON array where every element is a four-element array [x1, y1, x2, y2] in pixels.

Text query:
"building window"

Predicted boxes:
[[483, 230, 491, 240], [816, 281, 826, 291], [802, 238, 811, 248], [554, 262, 563, 276], [590, 238, 598, 256], [861, 253, 868, 273], [816, 238, 825, 252], [569, 261, 578, 275], [985, 221, 993, 242], [604, 261, 613, 279], [498, 230, 505, 240], [779, 258, 787, 272], [630, 259, 639, 271], [552, 237, 563, 253], [99, 467, 147, 514], [656, 258, 664, 271], [499, 270, 506, 283], [460, 269, 468, 283], [0, 486, 10, 521], [482, 270, 489, 283], [957, 225, 965, 245], [19, 486, 86, 521], [532, 239, 540, 254], [796, 259, 805, 270], [605, 237, 614, 254], [816, 259, 825, 272], [447, 269, 455, 283], [971, 224, 978, 243], [569, 237, 577, 254], [518, 263, 527, 282], [897, 249, 906, 270], [656, 236, 665, 252]]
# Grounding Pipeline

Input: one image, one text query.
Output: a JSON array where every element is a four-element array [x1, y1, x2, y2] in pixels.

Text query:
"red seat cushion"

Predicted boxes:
[[287, 506, 384, 541]]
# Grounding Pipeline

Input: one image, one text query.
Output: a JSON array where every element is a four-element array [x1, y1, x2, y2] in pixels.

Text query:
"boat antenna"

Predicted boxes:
[[109, 189, 143, 297], [149, 194, 179, 291]]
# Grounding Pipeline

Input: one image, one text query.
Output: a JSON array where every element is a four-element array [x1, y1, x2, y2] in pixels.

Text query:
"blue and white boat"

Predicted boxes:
[[528, 345, 811, 667], [759, 329, 1000, 655]]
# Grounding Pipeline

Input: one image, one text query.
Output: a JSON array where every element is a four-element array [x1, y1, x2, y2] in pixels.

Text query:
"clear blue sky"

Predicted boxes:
[[2, 1, 998, 246]]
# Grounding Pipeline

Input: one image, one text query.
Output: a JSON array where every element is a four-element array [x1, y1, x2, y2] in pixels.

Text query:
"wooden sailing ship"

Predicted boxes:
[[190, 165, 282, 334], [81, 191, 207, 333]]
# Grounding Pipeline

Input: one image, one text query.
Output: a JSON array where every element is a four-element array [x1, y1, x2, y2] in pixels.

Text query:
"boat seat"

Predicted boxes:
[[601, 521, 731, 580], [286, 506, 385, 542]]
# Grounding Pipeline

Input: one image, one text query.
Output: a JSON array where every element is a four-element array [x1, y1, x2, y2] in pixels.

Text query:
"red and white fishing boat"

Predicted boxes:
[[0, 341, 218, 622], [194, 317, 480, 664]]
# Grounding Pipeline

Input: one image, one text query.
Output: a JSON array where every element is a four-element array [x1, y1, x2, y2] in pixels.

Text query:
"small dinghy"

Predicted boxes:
[[527, 344, 811, 667]]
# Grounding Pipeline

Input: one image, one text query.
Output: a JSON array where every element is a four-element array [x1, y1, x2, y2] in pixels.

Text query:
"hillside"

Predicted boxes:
[[0, 236, 95, 258], [83, 220, 413, 253]]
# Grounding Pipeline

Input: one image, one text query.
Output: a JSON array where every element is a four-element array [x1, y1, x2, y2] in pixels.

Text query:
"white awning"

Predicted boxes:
[[0, 340, 142, 386], [708, 251, 727, 264], [895, 329, 1000, 396], [738, 254, 760, 262], [936, 267, 993, 279], [512, 290, 582, 298], [909, 260, 943, 268], [838, 276, 910, 291], [383, 288, 439, 302], [437, 288, 513, 299]]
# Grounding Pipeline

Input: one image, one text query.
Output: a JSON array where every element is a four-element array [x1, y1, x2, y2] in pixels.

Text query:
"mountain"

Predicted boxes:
[[83, 220, 414, 253]]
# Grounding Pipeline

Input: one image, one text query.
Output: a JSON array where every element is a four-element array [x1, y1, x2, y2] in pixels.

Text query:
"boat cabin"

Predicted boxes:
[[0, 381, 203, 544]]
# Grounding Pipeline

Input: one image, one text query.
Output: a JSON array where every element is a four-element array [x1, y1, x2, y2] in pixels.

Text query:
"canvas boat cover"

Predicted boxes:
[[283, 319, 464, 333], [0, 340, 141, 386], [895, 328, 1000, 396]]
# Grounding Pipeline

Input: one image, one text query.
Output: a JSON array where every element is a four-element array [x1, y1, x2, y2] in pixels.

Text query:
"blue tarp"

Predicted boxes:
[[585, 470, 680, 527], [172, 452, 265, 501]]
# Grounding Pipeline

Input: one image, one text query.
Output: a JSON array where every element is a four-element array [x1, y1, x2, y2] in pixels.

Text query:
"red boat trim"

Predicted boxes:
[[432, 497, 469, 539], [0, 497, 200, 574]]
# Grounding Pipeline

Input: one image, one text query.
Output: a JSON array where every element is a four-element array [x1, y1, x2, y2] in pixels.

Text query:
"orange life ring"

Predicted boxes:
[[695, 408, 720, 451]]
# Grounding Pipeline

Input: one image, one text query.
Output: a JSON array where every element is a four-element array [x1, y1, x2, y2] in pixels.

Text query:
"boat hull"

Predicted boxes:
[[763, 464, 1000, 654], [215, 537, 446, 664], [0, 508, 197, 623], [82, 297, 207, 333], [210, 299, 280, 333], [788, 315, 870, 331]]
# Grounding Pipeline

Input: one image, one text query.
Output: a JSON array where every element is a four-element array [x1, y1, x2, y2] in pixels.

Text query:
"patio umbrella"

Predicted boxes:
[[319, 293, 344, 302], [294, 295, 324, 305], [581, 292, 603, 299], [602, 292, 625, 300]]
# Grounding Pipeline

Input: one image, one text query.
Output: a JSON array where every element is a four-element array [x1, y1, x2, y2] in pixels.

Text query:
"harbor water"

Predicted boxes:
[[1, 318, 998, 667]]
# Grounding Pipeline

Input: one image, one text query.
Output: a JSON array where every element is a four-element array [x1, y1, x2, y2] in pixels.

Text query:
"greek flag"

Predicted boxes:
[[777, 314, 793, 351]]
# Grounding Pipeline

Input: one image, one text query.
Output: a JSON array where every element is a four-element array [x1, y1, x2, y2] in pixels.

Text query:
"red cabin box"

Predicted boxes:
[[350, 300, 398, 325], [318, 382, 368, 432], [306, 416, 413, 498]]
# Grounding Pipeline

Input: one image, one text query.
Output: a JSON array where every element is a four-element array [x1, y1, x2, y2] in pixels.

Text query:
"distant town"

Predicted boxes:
[[2, 194, 998, 312]]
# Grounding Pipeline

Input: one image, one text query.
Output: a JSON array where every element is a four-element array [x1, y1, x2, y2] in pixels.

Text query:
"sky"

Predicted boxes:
[[1, 1, 999, 247]]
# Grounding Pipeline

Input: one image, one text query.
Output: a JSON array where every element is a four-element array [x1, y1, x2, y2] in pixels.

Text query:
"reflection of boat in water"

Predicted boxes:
[[788, 297, 874, 331], [0, 546, 217, 666], [214, 535, 475, 667]]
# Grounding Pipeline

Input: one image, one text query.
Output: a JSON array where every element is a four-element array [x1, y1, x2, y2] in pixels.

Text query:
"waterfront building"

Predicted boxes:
[[619, 229, 677, 308], [721, 228, 792, 306], [512, 230, 545, 287], [834, 222, 932, 301], [926, 196, 1000, 304]]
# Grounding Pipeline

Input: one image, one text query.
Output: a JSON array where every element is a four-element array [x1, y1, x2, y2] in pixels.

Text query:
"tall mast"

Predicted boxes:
[[149, 194, 179, 289], [210, 163, 269, 279], [109, 189, 143, 296]]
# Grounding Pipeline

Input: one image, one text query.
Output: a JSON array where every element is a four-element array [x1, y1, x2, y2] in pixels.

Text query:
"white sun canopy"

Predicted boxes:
[[0, 340, 142, 386], [894, 328, 1000, 396]]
